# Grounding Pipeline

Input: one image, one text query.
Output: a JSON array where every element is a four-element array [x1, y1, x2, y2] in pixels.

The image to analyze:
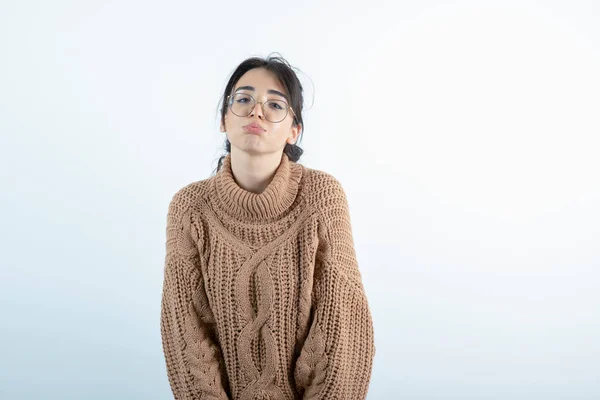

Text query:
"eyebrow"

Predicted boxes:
[[234, 85, 289, 102]]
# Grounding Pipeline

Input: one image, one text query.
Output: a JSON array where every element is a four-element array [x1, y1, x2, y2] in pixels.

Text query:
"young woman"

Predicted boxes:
[[160, 54, 375, 400]]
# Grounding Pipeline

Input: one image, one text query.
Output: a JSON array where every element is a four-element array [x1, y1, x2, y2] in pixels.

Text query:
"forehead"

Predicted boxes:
[[235, 68, 287, 95]]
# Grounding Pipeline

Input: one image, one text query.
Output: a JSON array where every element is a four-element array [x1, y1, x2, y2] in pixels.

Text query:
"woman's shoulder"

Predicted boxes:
[[303, 166, 343, 188], [301, 165, 349, 210], [167, 177, 214, 217]]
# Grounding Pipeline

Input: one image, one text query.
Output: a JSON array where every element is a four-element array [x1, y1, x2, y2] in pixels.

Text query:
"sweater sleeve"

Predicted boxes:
[[160, 195, 230, 400], [293, 177, 376, 399]]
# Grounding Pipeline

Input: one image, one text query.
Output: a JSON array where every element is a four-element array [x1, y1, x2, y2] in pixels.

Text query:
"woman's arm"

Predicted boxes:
[[294, 177, 376, 399], [160, 195, 230, 400]]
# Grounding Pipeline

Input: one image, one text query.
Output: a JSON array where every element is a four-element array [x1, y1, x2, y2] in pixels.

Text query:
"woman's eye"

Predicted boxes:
[[270, 102, 283, 110]]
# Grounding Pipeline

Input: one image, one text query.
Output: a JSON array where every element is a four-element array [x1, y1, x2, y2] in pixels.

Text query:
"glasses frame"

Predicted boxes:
[[226, 93, 297, 123]]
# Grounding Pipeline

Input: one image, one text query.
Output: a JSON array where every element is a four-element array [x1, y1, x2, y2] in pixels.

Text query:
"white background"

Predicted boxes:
[[1, 0, 599, 399]]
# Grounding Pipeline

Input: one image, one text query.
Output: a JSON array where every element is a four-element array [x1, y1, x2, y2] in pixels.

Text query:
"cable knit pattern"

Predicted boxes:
[[160, 152, 375, 400]]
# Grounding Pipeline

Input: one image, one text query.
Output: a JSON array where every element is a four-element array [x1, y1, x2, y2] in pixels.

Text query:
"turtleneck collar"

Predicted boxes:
[[213, 152, 304, 221]]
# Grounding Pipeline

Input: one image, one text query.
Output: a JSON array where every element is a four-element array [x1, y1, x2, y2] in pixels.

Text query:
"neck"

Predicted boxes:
[[229, 148, 284, 194]]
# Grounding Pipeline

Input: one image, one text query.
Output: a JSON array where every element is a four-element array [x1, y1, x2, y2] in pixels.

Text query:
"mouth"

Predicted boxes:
[[243, 123, 266, 134]]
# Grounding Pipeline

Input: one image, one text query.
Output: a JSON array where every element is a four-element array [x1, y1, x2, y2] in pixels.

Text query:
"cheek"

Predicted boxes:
[[271, 126, 291, 139], [224, 112, 237, 127]]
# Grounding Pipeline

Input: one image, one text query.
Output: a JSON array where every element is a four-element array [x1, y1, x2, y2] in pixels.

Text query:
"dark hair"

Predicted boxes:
[[214, 53, 305, 174]]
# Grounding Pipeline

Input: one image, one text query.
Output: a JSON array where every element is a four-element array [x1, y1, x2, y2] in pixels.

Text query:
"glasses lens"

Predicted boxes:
[[264, 100, 288, 123], [230, 93, 254, 117]]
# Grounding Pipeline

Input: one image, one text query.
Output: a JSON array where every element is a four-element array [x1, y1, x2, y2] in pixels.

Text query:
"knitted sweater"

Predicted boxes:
[[160, 152, 375, 400]]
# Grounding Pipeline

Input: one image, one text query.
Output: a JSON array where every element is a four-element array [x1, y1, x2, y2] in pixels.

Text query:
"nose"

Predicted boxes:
[[249, 101, 265, 120]]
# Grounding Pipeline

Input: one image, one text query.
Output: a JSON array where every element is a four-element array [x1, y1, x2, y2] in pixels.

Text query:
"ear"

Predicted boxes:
[[287, 123, 301, 145], [220, 115, 227, 132]]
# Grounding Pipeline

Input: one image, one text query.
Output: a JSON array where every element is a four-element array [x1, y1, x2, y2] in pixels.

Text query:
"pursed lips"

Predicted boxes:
[[243, 123, 266, 133]]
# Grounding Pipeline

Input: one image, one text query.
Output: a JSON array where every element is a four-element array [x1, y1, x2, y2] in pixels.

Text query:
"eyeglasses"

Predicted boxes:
[[227, 93, 296, 123]]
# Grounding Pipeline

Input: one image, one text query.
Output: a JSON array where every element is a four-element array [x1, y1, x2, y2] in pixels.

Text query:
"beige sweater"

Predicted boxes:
[[160, 152, 375, 400]]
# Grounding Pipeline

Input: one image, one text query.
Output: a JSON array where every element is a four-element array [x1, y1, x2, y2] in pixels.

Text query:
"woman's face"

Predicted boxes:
[[220, 67, 300, 156]]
